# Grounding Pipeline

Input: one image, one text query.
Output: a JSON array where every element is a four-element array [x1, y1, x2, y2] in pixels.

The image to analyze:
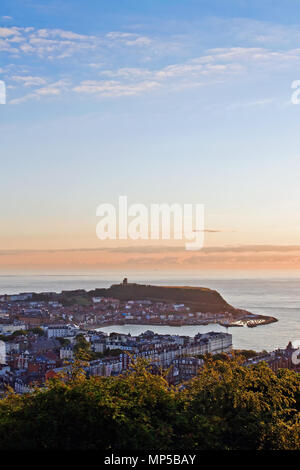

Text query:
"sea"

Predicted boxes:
[[0, 270, 299, 352]]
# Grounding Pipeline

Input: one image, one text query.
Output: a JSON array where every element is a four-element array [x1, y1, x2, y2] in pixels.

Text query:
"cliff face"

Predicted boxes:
[[91, 283, 233, 314]]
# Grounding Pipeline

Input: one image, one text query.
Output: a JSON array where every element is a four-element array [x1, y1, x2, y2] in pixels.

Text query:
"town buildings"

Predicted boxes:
[[0, 311, 233, 392], [0, 290, 298, 396]]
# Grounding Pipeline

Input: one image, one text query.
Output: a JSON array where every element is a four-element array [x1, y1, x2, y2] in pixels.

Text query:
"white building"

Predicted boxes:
[[60, 347, 74, 360], [0, 324, 26, 334], [46, 325, 72, 338]]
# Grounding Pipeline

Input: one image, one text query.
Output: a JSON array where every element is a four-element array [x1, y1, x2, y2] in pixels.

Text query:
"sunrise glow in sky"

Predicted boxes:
[[1, 1, 300, 270]]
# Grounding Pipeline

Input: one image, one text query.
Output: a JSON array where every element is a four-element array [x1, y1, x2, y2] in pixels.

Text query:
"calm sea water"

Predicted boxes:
[[0, 270, 299, 352]]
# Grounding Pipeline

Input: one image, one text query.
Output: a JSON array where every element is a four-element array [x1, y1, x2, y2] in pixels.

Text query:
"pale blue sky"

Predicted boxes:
[[1, 1, 300, 256]]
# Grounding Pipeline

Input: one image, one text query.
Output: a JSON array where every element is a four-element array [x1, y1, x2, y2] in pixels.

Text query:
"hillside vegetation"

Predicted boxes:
[[92, 282, 232, 313], [0, 357, 299, 450]]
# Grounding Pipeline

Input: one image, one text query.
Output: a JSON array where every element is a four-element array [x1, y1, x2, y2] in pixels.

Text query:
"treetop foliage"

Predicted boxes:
[[0, 357, 299, 450]]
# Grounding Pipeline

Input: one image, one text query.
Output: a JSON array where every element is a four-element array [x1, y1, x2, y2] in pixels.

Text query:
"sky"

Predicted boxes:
[[1, 0, 300, 270]]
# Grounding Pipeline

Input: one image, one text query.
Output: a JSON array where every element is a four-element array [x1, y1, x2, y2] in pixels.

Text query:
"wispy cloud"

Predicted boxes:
[[73, 79, 161, 97], [72, 56, 243, 98], [10, 79, 70, 104], [0, 26, 153, 59], [4, 18, 300, 104], [1, 244, 300, 256], [106, 31, 152, 46], [71, 44, 300, 99], [0, 26, 20, 37], [11, 75, 46, 86], [2, 244, 300, 269]]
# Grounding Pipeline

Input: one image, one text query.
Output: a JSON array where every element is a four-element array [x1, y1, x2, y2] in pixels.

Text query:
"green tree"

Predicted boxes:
[[180, 358, 300, 450], [0, 357, 298, 450], [29, 327, 45, 336], [57, 337, 71, 347], [73, 334, 92, 360]]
